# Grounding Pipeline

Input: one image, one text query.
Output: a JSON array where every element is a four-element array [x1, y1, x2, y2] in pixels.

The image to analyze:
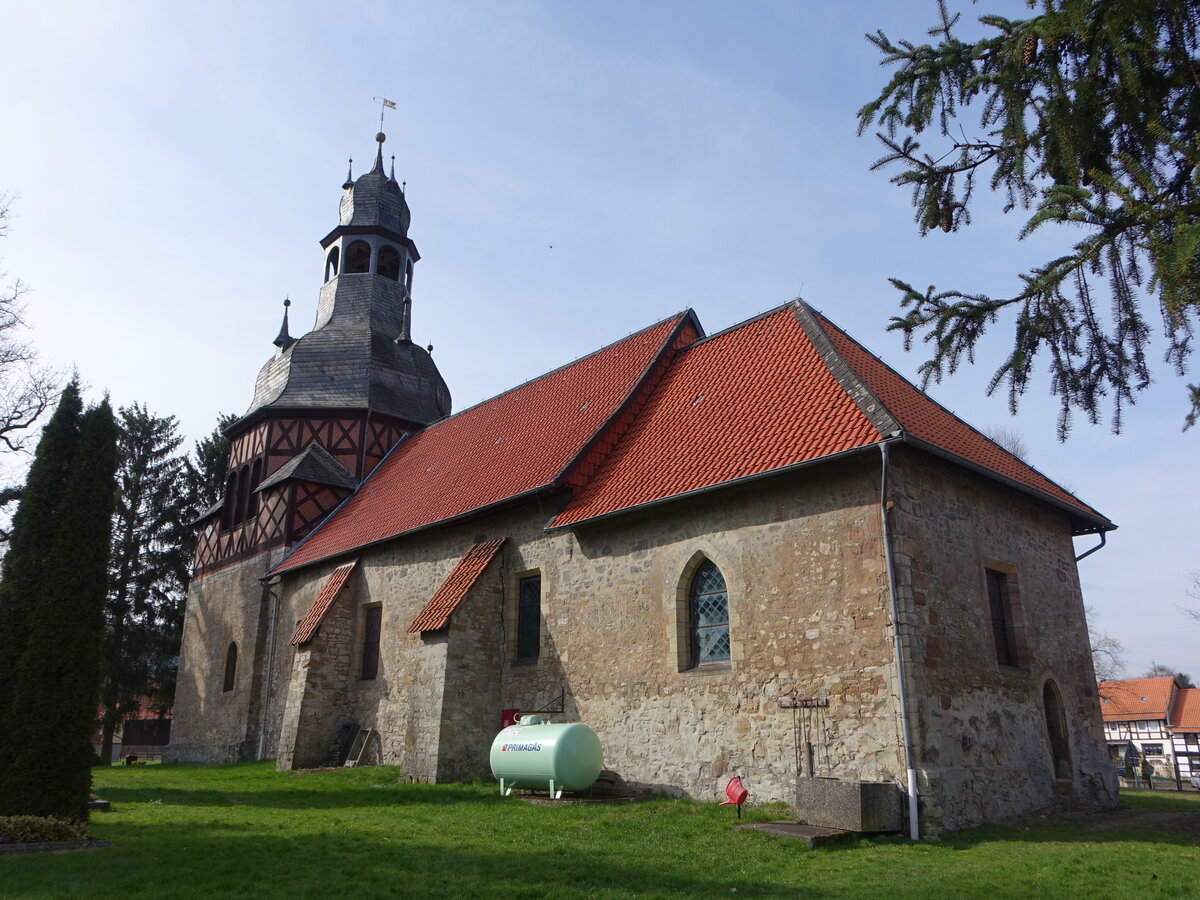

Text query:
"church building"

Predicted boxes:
[[168, 132, 1119, 834]]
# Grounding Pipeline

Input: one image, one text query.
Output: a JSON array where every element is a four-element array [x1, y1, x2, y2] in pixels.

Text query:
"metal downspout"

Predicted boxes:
[[1074, 530, 1107, 562], [880, 440, 920, 840], [257, 575, 281, 761]]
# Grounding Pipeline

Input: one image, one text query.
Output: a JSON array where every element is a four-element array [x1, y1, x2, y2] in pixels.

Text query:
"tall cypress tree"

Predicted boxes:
[[0, 382, 83, 796], [0, 389, 117, 820]]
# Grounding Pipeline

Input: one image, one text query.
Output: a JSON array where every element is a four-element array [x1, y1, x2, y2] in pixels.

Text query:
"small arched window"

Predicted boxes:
[[689, 560, 730, 666], [344, 240, 371, 274], [325, 246, 340, 281], [222, 642, 238, 693], [377, 245, 401, 281], [1043, 680, 1072, 779], [405, 259, 414, 292]]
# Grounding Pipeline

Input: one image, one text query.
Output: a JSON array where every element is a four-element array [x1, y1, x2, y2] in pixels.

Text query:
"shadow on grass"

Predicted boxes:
[[95, 783, 495, 810], [0, 828, 836, 899]]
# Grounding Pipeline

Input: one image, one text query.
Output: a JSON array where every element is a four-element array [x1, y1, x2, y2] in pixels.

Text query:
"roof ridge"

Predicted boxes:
[[418, 309, 696, 431], [554, 311, 702, 491], [791, 301, 900, 437]]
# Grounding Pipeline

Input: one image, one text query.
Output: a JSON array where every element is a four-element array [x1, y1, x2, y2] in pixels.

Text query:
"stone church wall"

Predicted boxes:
[[886, 446, 1117, 831]]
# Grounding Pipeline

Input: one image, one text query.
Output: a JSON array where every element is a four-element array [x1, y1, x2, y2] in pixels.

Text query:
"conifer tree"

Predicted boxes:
[[98, 405, 190, 762], [0, 382, 83, 791], [858, 1, 1200, 436], [0, 391, 116, 820]]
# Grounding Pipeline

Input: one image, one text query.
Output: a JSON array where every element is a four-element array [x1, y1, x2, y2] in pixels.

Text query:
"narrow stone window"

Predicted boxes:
[[325, 246, 340, 281], [345, 240, 371, 274], [361, 605, 382, 680], [222, 642, 238, 693], [377, 244, 401, 281], [1043, 680, 1072, 779], [986, 568, 1018, 666], [516, 574, 541, 662], [689, 560, 730, 666]]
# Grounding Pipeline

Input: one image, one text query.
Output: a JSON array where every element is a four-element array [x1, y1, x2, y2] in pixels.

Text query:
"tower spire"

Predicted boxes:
[[273, 297, 297, 350], [343, 159, 353, 190], [371, 131, 386, 174]]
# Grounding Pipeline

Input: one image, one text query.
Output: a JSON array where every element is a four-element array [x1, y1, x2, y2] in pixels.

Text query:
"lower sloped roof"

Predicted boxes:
[[1170, 688, 1200, 732], [407, 538, 506, 632], [1098, 677, 1176, 721], [290, 562, 356, 644]]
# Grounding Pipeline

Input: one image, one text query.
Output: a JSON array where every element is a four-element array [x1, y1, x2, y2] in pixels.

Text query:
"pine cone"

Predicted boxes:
[[1022, 33, 1038, 65]]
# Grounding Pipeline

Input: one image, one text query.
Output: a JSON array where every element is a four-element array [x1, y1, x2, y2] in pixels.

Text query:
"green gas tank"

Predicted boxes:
[[489, 715, 603, 798]]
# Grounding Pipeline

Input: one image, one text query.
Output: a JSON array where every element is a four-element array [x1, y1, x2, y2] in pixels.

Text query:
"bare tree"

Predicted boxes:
[[1143, 662, 1196, 688], [0, 195, 57, 541], [981, 424, 1029, 461], [1186, 571, 1200, 626], [1086, 605, 1125, 683]]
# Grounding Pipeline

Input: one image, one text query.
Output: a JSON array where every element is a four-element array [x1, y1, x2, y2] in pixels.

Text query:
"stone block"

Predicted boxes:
[[794, 777, 903, 833]]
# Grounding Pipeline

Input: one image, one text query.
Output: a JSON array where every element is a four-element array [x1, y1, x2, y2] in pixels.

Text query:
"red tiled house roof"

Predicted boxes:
[[1098, 677, 1177, 721], [408, 538, 506, 632], [273, 313, 696, 574], [273, 302, 1110, 574], [1169, 688, 1200, 732], [551, 303, 1111, 531]]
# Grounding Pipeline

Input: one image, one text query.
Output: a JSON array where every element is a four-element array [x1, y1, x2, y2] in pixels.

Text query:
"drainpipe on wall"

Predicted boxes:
[[1074, 530, 1107, 562], [879, 439, 920, 840], [257, 574, 281, 761]]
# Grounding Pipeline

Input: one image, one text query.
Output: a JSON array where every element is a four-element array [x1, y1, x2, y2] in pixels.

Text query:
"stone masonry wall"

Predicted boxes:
[[265, 455, 905, 805], [167, 548, 286, 763], [887, 446, 1117, 832]]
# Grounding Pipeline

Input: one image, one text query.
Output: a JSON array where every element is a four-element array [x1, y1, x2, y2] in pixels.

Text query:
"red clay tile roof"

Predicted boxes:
[[1170, 688, 1200, 732], [812, 310, 1108, 527], [407, 538, 506, 632], [289, 562, 356, 644], [551, 306, 882, 527], [551, 303, 1110, 530], [273, 314, 691, 574], [1098, 677, 1176, 721]]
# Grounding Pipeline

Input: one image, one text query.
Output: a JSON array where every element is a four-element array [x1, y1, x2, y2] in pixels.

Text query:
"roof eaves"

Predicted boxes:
[[897, 433, 1115, 535], [272, 482, 563, 577], [548, 441, 888, 533]]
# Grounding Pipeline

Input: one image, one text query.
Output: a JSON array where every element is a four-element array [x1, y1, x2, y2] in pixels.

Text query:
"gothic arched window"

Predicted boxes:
[[325, 246, 340, 281], [344, 240, 371, 274], [1043, 679, 1072, 779], [222, 642, 238, 693], [247, 459, 263, 523], [221, 471, 238, 531], [377, 245, 401, 281], [689, 559, 730, 666]]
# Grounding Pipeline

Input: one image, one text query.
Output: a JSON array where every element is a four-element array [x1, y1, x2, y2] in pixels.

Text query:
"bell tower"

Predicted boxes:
[[191, 131, 451, 577]]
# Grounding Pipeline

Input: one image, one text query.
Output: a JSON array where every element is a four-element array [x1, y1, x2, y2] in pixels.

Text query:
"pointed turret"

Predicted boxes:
[[273, 298, 297, 350]]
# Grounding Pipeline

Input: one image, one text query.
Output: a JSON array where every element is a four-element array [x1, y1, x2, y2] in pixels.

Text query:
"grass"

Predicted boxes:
[[0, 763, 1197, 899]]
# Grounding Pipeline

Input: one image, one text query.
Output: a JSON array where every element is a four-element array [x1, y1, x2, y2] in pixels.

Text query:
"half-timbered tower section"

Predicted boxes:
[[172, 133, 450, 761]]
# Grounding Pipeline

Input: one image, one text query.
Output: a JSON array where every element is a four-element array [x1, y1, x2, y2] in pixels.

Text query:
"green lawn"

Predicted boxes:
[[2, 763, 1198, 899]]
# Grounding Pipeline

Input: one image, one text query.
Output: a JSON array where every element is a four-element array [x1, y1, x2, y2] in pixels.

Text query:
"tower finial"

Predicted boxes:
[[389, 154, 397, 184], [343, 158, 353, 189], [371, 131, 386, 173], [373, 96, 396, 131], [273, 297, 297, 350]]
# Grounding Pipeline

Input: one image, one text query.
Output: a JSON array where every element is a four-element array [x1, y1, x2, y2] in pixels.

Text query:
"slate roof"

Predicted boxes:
[[272, 301, 1110, 576], [1098, 677, 1177, 721], [289, 562, 356, 644], [272, 312, 694, 574], [1170, 688, 1200, 732], [257, 443, 357, 493], [407, 538, 506, 632]]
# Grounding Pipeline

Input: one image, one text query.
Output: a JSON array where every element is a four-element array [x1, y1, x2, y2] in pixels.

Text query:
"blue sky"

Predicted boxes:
[[1, 1, 1195, 677]]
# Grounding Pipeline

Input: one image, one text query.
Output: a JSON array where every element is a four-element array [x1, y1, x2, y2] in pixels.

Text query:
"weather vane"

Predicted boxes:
[[373, 96, 397, 132]]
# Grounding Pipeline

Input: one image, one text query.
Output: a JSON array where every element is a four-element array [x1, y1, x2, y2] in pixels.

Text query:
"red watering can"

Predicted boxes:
[[720, 775, 748, 818]]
